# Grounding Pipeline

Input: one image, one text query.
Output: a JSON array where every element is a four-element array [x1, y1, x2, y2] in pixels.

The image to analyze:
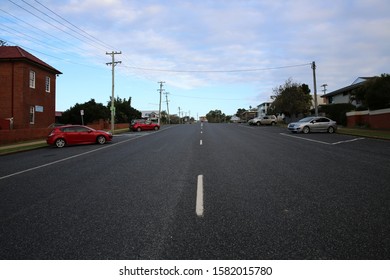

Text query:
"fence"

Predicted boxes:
[[346, 108, 390, 129]]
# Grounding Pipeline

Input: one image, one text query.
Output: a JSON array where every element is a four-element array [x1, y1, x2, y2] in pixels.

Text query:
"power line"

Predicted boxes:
[[120, 62, 312, 73], [32, 0, 116, 51], [170, 93, 244, 101], [0, 9, 84, 52], [7, 0, 112, 53]]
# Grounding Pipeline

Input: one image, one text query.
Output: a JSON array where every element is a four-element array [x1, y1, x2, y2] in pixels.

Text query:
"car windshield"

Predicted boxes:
[[298, 117, 315, 123]]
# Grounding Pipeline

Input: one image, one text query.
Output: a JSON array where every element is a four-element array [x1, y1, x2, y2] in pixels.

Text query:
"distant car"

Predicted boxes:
[[130, 119, 160, 132], [46, 125, 113, 148], [288, 116, 337, 134], [248, 115, 277, 126]]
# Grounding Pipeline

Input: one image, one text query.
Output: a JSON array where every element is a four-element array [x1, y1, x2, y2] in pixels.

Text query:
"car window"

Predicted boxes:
[[62, 127, 76, 132], [76, 126, 91, 132], [317, 118, 329, 123], [299, 117, 314, 122]]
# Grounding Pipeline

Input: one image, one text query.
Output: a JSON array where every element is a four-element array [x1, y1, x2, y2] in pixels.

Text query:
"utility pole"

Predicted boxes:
[[178, 107, 181, 124], [311, 61, 318, 116], [158, 81, 165, 126], [106, 51, 122, 133], [164, 92, 170, 124], [321, 84, 328, 95]]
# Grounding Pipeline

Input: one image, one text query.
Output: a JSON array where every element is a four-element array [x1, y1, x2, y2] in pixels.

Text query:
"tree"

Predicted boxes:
[[353, 74, 390, 110], [206, 109, 226, 123], [236, 108, 247, 118], [107, 96, 141, 123], [269, 78, 312, 117], [59, 99, 110, 124]]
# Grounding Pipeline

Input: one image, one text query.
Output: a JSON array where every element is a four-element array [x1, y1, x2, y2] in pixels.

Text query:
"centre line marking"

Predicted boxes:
[[196, 175, 204, 217], [200, 139, 203, 145]]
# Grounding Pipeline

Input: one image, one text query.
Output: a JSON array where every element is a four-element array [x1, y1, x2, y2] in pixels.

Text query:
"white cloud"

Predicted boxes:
[[2, 0, 389, 114]]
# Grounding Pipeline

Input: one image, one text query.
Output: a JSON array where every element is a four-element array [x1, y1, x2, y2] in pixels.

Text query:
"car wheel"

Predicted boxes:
[[256, 122, 261, 126], [271, 122, 276, 126], [154, 126, 159, 130], [55, 138, 66, 148], [302, 126, 310, 134], [97, 135, 106, 144], [137, 127, 142, 132], [327, 126, 335, 134]]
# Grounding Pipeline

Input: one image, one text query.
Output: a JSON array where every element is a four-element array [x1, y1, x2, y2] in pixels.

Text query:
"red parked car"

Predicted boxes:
[[130, 119, 160, 132], [47, 125, 113, 148]]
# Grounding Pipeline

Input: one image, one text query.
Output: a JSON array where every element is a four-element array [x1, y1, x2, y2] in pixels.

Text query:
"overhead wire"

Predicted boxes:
[[2, 1, 312, 84], [120, 62, 311, 73], [33, 0, 116, 51]]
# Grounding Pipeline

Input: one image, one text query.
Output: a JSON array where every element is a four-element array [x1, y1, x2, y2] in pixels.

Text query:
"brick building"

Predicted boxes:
[[0, 46, 62, 130]]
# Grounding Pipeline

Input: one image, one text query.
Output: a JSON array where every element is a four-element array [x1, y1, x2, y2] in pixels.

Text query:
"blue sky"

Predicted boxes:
[[1, 0, 389, 118]]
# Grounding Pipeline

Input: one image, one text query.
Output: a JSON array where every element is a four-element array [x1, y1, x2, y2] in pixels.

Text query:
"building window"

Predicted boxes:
[[45, 76, 50, 92], [29, 106, 35, 124], [29, 70, 36, 88]]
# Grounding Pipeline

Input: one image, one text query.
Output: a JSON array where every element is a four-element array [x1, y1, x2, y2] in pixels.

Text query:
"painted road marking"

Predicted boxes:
[[280, 133, 364, 145], [196, 175, 204, 217], [0, 133, 155, 181], [200, 140, 203, 145]]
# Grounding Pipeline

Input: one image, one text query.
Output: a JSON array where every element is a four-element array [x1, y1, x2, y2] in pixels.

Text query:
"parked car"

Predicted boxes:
[[46, 125, 113, 148], [248, 115, 277, 126], [130, 119, 160, 132], [288, 116, 337, 134]]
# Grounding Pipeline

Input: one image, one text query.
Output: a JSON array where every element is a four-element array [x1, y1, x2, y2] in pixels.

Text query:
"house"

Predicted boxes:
[[256, 101, 272, 117], [0, 46, 62, 130], [141, 110, 159, 119], [240, 109, 257, 122], [321, 77, 373, 106]]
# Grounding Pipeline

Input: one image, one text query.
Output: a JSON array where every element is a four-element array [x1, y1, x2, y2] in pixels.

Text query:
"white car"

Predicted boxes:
[[249, 115, 277, 126], [288, 117, 337, 134]]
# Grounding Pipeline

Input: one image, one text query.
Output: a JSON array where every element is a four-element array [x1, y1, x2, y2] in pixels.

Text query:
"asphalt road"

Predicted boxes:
[[1, 123, 389, 259]]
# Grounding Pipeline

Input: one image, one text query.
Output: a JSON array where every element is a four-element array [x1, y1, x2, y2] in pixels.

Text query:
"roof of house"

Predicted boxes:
[[0, 46, 62, 74], [321, 77, 374, 98]]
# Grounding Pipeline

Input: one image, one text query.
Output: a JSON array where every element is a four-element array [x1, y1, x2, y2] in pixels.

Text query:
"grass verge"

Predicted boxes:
[[337, 128, 390, 140]]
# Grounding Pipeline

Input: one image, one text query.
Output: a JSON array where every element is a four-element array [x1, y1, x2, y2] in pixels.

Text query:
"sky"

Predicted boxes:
[[1, 0, 390, 118]]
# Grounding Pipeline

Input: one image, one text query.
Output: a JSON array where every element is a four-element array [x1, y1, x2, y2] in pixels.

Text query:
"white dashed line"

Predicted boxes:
[[196, 175, 204, 217], [280, 133, 365, 145]]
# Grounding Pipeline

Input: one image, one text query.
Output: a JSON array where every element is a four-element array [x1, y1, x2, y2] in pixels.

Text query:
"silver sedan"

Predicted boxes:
[[288, 116, 337, 134]]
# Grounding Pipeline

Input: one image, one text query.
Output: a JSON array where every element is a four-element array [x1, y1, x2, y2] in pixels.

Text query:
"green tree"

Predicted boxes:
[[269, 78, 312, 117], [107, 96, 141, 123], [59, 99, 110, 124], [236, 108, 247, 118], [206, 109, 226, 123], [353, 74, 390, 110]]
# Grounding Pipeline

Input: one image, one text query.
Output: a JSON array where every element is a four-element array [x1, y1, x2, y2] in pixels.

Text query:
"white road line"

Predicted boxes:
[[280, 133, 331, 145], [200, 140, 203, 145], [331, 138, 365, 145], [0, 134, 149, 181], [196, 175, 204, 217], [280, 133, 365, 145]]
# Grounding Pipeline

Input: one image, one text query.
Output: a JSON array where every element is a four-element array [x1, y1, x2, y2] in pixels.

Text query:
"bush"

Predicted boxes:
[[318, 103, 356, 126]]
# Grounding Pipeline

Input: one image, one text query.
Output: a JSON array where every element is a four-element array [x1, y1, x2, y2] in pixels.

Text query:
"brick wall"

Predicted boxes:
[[0, 128, 52, 145], [346, 108, 390, 129], [0, 61, 57, 129]]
